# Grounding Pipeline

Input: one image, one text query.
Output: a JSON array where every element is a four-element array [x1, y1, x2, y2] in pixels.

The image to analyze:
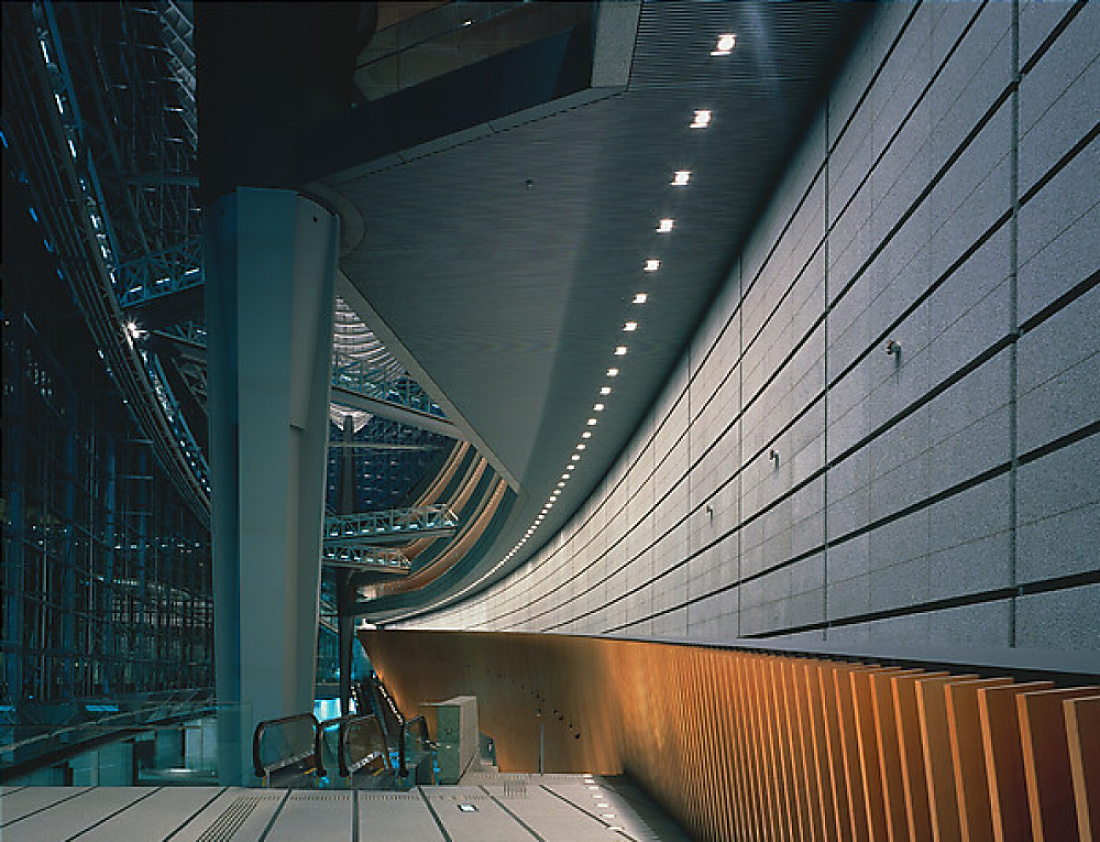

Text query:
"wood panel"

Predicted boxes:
[[946, 678, 1015, 842], [361, 631, 1100, 842], [869, 668, 928, 842], [1065, 696, 1100, 842], [977, 681, 1054, 842], [1018, 687, 1100, 842]]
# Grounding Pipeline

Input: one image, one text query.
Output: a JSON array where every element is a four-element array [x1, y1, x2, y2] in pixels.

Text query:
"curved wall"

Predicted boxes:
[[397, 2, 1100, 655]]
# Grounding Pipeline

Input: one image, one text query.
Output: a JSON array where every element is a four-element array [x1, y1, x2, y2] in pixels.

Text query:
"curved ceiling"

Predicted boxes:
[[315, 1, 871, 622]]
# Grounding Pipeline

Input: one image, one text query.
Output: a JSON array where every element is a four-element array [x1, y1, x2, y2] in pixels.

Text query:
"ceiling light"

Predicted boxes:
[[615, 346, 628, 356], [623, 322, 637, 332], [582, 431, 592, 439], [672, 170, 691, 186], [567, 464, 576, 471], [691, 109, 712, 129], [607, 368, 619, 377], [562, 474, 570, 480], [557, 481, 565, 488], [657, 218, 674, 233], [644, 259, 660, 272], [587, 417, 599, 425], [571, 454, 581, 461], [594, 403, 604, 411], [600, 386, 611, 395], [712, 33, 736, 55], [597, 802, 609, 808], [633, 293, 648, 304], [576, 443, 586, 450]]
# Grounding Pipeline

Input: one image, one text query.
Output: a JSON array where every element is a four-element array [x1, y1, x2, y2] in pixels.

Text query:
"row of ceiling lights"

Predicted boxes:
[[416, 33, 738, 616], [495, 33, 735, 567]]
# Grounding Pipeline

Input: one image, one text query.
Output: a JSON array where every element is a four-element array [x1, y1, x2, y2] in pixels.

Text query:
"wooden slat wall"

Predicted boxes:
[[362, 630, 1100, 842]]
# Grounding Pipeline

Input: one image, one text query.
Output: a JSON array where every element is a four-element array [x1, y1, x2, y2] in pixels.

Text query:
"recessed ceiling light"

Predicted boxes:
[[672, 170, 691, 186], [561, 474, 570, 480], [557, 481, 565, 487], [644, 259, 660, 272], [567, 464, 576, 471], [607, 368, 619, 377], [623, 322, 637, 332], [594, 403, 604, 411], [711, 33, 736, 55], [633, 293, 648, 304], [600, 386, 611, 395], [657, 218, 674, 233], [602, 813, 616, 819], [597, 802, 609, 808], [587, 418, 598, 426], [615, 346, 628, 356], [571, 454, 581, 461], [587, 786, 600, 791], [691, 109, 712, 129], [582, 431, 592, 439], [576, 443, 586, 450]]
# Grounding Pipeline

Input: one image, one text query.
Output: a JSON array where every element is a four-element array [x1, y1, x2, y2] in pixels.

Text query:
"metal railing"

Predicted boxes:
[[323, 504, 457, 543], [321, 546, 411, 574]]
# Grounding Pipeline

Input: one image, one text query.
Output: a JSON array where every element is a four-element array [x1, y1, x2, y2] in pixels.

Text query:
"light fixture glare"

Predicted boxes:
[[633, 293, 648, 304], [657, 218, 674, 233], [690, 109, 712, 129], [614, 346, 628, 356], [623, 321, 637, 332], [672, 170, 691, 186], [711, 34, 736, 55], [644, 259, 660, 272]]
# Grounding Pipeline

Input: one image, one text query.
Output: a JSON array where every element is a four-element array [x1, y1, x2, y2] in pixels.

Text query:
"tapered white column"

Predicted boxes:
[[206, 188, 337, 784]]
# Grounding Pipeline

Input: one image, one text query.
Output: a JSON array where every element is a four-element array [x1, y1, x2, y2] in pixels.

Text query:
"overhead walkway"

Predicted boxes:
[[320, 546, 411, 576], [324, 504, 458, 546], [0, 776, 691, 841]]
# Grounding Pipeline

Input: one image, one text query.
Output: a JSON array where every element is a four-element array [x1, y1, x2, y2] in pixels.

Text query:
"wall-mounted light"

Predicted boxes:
[[711, 33, 736, 56], [886, 339, 901, 357], [769, 449, 780, 467], [690, 109, 712, 129]]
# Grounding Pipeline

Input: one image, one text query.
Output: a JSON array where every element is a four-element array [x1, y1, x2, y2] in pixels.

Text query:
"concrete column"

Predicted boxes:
[[206, 187, 337, 784]]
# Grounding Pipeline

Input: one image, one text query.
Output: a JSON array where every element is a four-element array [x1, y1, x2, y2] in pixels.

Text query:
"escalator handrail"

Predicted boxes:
[[399, 714, 432, 777], [336, 713, 390, 778], [252, 712, 321, 780]]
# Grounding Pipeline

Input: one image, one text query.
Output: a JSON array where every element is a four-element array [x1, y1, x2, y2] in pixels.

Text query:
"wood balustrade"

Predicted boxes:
[[362, 630, 1099, 841]]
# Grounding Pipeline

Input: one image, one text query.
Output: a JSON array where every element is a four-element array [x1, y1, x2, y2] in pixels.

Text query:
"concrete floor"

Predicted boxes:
[[0, 774, 693, 841]]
